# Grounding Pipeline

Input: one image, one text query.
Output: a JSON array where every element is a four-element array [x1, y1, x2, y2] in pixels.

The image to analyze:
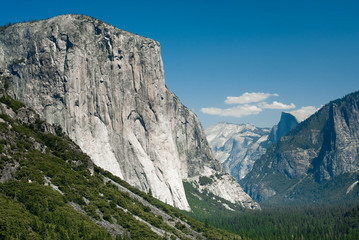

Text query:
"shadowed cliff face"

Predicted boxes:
[[205, 113, 304, 183], [241, 91, 359, 203], [311, 96, 359, 182], [0, 14, 257, 210], [268, 112, 299, 143]]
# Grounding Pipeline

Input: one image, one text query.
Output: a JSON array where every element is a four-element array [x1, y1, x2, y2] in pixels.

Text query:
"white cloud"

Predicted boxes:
[[259, 101, 296, 110], [201, 105, 262, 118], [225, 92, 278, 104], [201, 92, 301, 119], [288, 106, 319, 122]]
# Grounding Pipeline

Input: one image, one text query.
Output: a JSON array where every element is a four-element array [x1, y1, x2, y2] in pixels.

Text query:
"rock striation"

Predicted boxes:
[[0, 84, 244, 239], [206, 110, 317, 183], [187, 173, 260, 209], [0, 14, 256, 210], [241, 91, 359, 202], [205, 122, 271, 181]]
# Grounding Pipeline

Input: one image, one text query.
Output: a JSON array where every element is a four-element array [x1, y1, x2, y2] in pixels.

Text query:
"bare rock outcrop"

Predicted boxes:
[[241, 91, 359, 202], [0, 14, 256, 210]]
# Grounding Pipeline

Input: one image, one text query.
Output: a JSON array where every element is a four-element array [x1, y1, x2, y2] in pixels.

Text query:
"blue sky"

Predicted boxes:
[[1, 0, 358, 128]]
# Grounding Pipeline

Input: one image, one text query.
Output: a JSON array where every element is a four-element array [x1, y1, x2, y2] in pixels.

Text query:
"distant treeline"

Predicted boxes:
[[187, 202, 359, 240], [0, 22, 13, 32], [0, 19, 39, 32]]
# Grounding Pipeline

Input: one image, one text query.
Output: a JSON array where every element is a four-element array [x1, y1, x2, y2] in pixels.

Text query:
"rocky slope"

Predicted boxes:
[[241, 91, 359, 203], [0, 14, 257, 210], [205, 122, 271, 181], [0, 85, 242, 239], [206, 110, 317, 183], [268, 108, 318, 142]]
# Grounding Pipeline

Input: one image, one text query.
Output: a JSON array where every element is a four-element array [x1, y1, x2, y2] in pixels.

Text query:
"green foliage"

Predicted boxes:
[[271, 172, 359, 205], [0, 95, 25, 112], [183, 181, 243, 219], [183, 176, 359, 239], [99, 168, 241, 239], [198, 176, 213, 186], [189, 203, 359, 240], [175, 221, 190, 234], [0, 184, 112, 239], [182, 181, 244, 239], [0, 103, 161, 239], [242, 91, 359, 206], [0, 19, 40, 32], [0, 95, 243, 239], [0, 22, 13, 32]]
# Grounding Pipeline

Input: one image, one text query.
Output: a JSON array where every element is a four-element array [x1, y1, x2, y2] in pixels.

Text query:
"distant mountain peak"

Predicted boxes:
[[206, 107, 320, 184], [206, 122, 271, 181], [268, 112, 299, 142], [241, 90, 359, 203]]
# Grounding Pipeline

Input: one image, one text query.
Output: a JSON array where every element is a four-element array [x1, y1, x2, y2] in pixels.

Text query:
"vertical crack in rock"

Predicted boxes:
[[0, 14, 258, 211]]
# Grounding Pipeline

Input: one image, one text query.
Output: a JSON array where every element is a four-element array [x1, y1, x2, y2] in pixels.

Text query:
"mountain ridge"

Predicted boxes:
[[241, 90, 359, 203], [205, 122, 271, 181], [268, 112, 299, 143], [0, 14, 257, 210], [0, 78, 242, 239]]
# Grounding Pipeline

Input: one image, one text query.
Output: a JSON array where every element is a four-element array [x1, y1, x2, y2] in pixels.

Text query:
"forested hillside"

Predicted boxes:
[[195, 204, 359, 240], [0, 78, 240, 239], [241, 91, 359, 203]]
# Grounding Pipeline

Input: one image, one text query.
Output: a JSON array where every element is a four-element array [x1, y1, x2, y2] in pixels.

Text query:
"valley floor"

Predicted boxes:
[[184, 201, 359, 240]]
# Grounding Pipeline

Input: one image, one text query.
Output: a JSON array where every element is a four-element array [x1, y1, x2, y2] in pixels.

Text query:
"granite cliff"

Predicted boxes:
[[268, 112, 299, 143], [241, 91, 359, 203], [205, 111, 311, 182], [0, 14, 257, 210], [0, 80, 244, 239]]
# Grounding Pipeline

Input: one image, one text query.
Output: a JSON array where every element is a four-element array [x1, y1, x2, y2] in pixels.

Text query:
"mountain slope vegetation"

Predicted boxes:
[[241, 91, 359, 204], [0, 79, 240, 239], [0, 14, 257, 212]]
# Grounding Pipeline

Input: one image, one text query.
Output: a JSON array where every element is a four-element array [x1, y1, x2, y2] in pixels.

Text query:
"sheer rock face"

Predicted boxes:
[[268, 112, 299, 143], [205, 114, 307, 183], [315, 96, 359, 181], [241, 91, 359, 202], [0, 14, 249, 210]]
